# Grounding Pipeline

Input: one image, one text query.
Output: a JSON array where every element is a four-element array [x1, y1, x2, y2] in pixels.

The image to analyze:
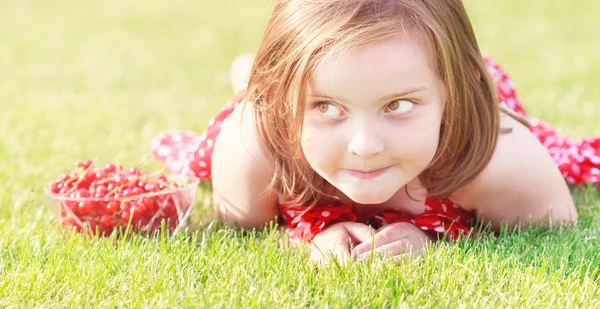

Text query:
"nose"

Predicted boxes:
[[347, 126, 385, 158]]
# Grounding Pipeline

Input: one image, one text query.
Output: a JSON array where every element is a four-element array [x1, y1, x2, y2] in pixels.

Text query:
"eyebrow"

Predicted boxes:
[[310, 86, 428, 103]]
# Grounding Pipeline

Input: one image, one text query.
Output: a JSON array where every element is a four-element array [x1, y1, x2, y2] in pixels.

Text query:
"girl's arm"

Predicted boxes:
[[211, 100, 280, 229], [451, 114, 578, 231]]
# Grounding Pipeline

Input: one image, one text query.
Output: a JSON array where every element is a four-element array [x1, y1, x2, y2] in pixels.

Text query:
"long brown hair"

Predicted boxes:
[[246, 0, 500, 204]]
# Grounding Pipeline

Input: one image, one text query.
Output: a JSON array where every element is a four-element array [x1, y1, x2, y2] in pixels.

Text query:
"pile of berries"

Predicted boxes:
[[47, 160, 196, 236]]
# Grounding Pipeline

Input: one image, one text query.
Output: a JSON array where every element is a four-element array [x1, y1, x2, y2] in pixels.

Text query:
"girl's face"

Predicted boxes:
[[301, 33, 446, 204]]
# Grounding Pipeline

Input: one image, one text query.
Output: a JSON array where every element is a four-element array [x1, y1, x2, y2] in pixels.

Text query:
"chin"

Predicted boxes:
[[340, 185, 397, 204]]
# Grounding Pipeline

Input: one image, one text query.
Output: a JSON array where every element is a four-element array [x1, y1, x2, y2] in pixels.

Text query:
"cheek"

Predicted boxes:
[[417, 120, 442, 162], [387, 118, 441, 164], [301, 123, 344, 171]]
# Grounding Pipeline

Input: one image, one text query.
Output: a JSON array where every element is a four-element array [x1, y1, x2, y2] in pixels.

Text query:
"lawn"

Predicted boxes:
[[1, 0, 599, 307]]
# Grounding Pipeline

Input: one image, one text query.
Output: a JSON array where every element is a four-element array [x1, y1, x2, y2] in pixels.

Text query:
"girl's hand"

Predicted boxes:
[[351, 222, 434, 263], [309, 222, 375, 265]]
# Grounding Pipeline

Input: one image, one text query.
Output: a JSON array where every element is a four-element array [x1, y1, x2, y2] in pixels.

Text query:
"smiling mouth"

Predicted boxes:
[[346, 167, 390, 180]]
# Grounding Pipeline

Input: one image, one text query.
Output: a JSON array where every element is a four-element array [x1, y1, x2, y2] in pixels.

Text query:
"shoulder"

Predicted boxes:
[[214, 100, 270, 166], [211, 100, 279, 229], [449, 114, 577, 231]]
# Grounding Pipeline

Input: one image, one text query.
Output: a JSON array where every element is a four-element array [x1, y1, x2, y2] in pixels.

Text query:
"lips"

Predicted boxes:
[[346, 166, 390, 180]]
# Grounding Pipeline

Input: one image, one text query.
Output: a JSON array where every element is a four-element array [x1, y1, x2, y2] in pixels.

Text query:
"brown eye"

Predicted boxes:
[[318, 103, 329, 113], [315, 102, 343, 118], [386, 100, 414, 114], [388, 101, 400, 111]]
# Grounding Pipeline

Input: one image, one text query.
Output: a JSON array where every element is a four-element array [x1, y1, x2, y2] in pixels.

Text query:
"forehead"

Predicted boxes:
[[311, 31, 437, 99]]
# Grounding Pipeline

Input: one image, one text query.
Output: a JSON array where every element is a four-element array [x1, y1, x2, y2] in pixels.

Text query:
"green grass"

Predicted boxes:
[[1, 0, 599, 307]]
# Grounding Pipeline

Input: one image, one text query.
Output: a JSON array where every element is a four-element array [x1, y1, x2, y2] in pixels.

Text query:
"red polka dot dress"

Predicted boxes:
[[150, 57, 597, 241]]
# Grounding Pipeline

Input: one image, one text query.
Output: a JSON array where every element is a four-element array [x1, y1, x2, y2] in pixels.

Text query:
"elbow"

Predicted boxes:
[[525, 203, 578, 230], [546, 191, 578, 227], [548, 203, 578, 227], [214, 206, 277, 230], [212, 194, 279, 230]]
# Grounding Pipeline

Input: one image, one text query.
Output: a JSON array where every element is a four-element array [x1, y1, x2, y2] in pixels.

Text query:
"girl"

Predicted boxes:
[[151, 0, 588, 263]]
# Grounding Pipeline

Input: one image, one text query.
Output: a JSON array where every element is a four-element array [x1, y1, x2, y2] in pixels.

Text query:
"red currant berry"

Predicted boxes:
[[78, 201, 93, 215], [136, 215, 150, 228], [144, 183, 156, 192], [49, 182, 61, 193], [121, 189, 132, 197], [86, 219, 100, 233], [162, 202, 177, 218], [98, 226, 113, 237], [105, 201, 119, 215], [74, 189, 90, 199], [76, 160, 94, 170], [141, 197, 158, 213], [96, 184, 107, 192], [95, 169, 108, 179], [120, 211, 132, 223], [100, 215, 114, 227], [106, 182, 116, 191], [120, 201, 132, 212], [131, 187, 144, 196], [104, 163, 117, 173], [131, 204, 147, 219]]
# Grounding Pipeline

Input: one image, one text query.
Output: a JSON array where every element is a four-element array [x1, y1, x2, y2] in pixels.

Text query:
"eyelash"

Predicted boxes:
[[311, 100, 416, 118]]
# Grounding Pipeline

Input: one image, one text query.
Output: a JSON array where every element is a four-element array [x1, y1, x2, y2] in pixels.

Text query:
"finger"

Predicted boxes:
[[343, 222, 376, 244], [309, 225, 355, 265], [309, 238, 352, 265], [356, 239, 415, 261], [309, 223, 376, 265], [351, 224, 407, 256]]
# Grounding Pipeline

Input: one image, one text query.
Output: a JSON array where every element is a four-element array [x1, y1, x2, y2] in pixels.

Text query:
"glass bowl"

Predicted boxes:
[[45, 175, 199, 237]]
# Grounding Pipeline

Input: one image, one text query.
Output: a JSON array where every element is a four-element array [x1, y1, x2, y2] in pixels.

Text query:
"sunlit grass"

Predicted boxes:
[[0, 0, 599, 307]]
